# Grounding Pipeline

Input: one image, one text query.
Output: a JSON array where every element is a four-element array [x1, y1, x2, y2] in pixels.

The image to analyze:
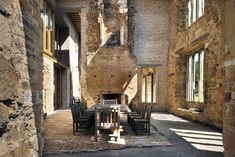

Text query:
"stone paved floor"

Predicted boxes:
[[43, 112, 224, 157], [43, 110, 172, 155]]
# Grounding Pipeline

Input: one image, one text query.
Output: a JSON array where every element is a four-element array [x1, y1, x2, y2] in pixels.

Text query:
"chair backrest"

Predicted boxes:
[[102, 99, 118, 105], [70, 102, 87, 120], [95, 107, 120, 129], [136, 103, 144, 113], [140, 103, 147, 117], [146, 105, 153, 121], [73, 97, 80, 103], [70, 103, 82, 121], [79, 102, 87, 115]]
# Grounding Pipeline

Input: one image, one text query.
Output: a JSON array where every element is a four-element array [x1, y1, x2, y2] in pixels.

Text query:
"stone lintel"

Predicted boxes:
[[137, 64, 163, 68]]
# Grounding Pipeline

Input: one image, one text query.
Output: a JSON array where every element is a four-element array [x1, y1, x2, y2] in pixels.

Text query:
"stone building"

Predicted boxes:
[[41, 0, 80, 115], [0, 0, 234, 157]]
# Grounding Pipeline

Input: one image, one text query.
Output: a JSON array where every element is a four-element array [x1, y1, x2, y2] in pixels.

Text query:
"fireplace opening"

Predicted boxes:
[[99, 93, 128, 104]]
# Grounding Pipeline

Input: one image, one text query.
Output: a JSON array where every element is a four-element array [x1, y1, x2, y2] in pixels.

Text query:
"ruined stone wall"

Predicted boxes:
[[87, 47, 137, 104], [128, 0, 169, 65], [87, 1, 100, 53], [21, 0, 44, 154], [0, 0, 43, 156], [43, 57, 54, 114], [21, 0, 44, 155], [223, 0, 235, 156], [85, 0, 137, 106], [128, 0, 169, 111], [168, 0, 225, 128]]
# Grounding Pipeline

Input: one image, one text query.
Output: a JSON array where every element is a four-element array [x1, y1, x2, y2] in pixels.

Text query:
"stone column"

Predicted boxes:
[[223, 1, 235, 156], [79, 8, 90, 104], [223, 60, 235, 157], [136, 66, 142, 105]]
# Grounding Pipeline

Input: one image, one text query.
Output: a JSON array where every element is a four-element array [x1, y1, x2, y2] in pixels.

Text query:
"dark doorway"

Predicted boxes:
[[54, 66, 62, 109]]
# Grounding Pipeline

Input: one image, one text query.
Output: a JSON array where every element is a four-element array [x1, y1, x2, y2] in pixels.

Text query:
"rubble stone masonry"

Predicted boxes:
[[168, 0, 225, 128], [223, 0, 235, 157], [0, 0, 43, 156], [128, 0, 169, 111]]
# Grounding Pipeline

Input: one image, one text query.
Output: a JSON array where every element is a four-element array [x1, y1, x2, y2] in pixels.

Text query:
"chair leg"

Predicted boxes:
[[145, 123, 148, 133], [73, 122, 75, 135], [95, 129, 99, 142], [131, 118, 134, 130], [115, 129, 120, 142], [117, 129, 120, 141], [87, 120, 89, 132], [148, 123, 150, 136], [133, 121, 136, 133], [76, 122, 79, 131]]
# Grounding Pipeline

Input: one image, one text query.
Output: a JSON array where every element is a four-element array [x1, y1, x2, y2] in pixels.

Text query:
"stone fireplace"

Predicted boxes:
[[99, 93, 128, 104]]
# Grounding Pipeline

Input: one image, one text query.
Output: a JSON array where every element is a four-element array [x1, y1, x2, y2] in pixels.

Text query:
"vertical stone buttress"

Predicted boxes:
[[223, 0, 235, 156], [0, 0, 43, 156]]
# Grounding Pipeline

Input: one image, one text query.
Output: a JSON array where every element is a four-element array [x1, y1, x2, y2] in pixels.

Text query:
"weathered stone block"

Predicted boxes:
[[0, 15, 11, 49], [0, 140, 10, 157], [0, 103, 9, 124]]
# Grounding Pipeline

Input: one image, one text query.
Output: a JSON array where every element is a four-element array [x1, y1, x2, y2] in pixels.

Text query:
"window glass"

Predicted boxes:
[[153, 73, 157, 103], [146, 75, 152, 103], [141, 77, 146, 103], [141, 72, 156, 103], [42, 1, 54, 55], [187, 0, 205, 27], [187, 50, 204, 102]]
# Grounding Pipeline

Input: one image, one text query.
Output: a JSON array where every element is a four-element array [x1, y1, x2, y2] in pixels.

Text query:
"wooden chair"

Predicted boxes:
[[70, 103, 93, 135], [127, 103, 146, 125], [129, 104, 147, 129], [95, 107, 120, 142], [102, 99, 118, 105], [132, 105, 152, 135]]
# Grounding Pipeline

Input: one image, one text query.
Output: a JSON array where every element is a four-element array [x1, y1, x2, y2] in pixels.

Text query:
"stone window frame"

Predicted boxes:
[[141, 68, 157, 104], [186, 48, 205, 103], [41, 0, 55, 56], [186, 0, 205, 27]]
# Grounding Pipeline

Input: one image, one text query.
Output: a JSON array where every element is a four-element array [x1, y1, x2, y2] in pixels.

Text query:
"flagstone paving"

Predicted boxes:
[[43, 112, 224, 157], [43, 110, 173, 155]]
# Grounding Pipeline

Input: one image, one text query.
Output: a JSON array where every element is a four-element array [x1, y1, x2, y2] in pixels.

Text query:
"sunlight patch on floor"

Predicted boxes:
[[170, 128, 224, 152], [108, 138, 126, 145], [151, 113, 189, 122], [170, 128, 222, 136], [191, 143, 224, 152]]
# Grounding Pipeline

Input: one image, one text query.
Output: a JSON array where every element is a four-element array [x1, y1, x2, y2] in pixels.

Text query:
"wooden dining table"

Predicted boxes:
[[86, 104, 131, 113], [86, 104, 131, 124]]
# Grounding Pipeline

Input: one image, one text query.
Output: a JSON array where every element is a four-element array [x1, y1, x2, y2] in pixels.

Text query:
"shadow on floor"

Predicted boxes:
[[43, 112, 224, 157]]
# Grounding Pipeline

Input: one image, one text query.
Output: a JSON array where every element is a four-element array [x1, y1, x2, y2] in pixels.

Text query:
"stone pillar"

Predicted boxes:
[[223, 1, 235, 156], [136, 66, 142, 105], [80, 8, 90, 104], [223, 60, 235, 157]]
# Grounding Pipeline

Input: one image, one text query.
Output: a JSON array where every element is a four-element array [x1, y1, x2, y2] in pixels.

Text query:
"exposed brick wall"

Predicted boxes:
[[168, 0, 225, 128], [128, 0, 169, 111], [0, 0, 42, 156], [128, 0, 169, 65]]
